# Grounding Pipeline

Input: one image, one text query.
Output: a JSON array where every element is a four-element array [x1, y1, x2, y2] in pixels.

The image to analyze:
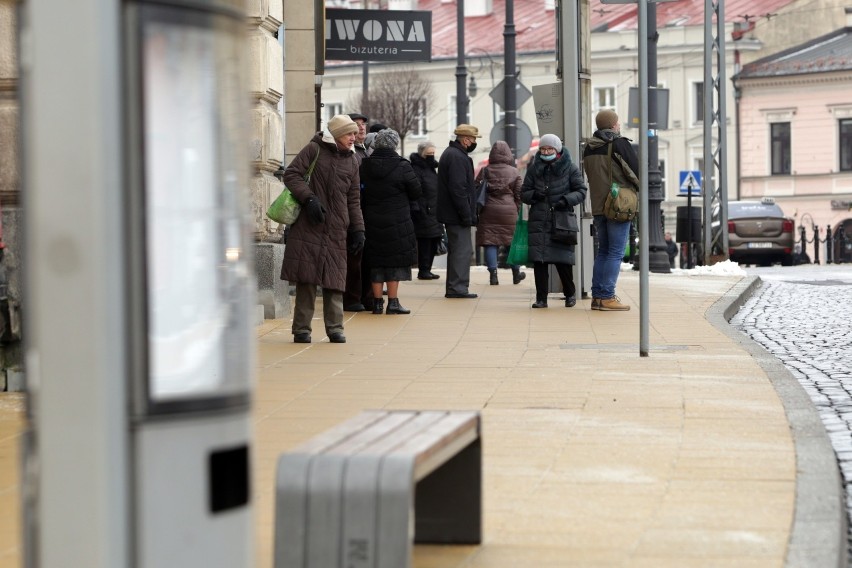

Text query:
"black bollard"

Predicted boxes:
[[826, 225, 833, 264], [813, 224, 820, 265]]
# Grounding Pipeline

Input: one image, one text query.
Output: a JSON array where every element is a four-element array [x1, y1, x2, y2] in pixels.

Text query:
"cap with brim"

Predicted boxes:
[[454, 124, 482, 138], [348, 112, 369, 122]]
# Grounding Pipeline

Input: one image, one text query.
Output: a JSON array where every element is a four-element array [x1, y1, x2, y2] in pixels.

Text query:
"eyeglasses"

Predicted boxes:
[[539, 147, 557, 155]]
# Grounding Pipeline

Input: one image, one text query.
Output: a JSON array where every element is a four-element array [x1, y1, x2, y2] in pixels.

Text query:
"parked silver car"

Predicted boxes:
[[726, 199, 794, 266]]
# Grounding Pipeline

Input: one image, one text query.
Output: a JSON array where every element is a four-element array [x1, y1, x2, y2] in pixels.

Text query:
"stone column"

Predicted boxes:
[[283, 0, 319, 166], [248, 0, 290, 318], [0, 1, 23, 391]]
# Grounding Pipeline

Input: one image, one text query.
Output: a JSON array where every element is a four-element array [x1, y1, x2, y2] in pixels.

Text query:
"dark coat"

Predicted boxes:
[[436, 140, 476, 227], [280, 131, 365, 290], [475, 141, 522, 247], [360, 148, 423, 268], [409, 153, 443, 239], [582, 129, 640, 216], [521, 150, 588, 265]]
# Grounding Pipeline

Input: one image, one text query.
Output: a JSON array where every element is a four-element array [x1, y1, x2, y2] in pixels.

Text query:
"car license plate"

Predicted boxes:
[[747, 242, 773, 248]]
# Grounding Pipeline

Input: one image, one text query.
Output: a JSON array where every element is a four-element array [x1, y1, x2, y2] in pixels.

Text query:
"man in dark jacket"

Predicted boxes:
[[410, 141, 444, 280], [344, 112, 369, 312], [437, 124, 481, 298], [583, 109, 640, 312]]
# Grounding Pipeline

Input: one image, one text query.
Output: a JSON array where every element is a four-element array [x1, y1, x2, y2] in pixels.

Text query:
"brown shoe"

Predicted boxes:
[[591, 298, 601, 310], [598, 296, 630, 311]]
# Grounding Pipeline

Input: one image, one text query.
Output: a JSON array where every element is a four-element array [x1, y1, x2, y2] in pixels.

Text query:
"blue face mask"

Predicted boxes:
[[540, 153, 557, 162]]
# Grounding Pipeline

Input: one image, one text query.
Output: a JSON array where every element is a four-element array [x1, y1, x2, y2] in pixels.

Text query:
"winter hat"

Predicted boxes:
[[538, 133, 563, 153], [369, 122, 389, 133], [417, 140, 436, 156], [595, 109, 619, 130], [373, 129, 401, 150], [454, 124, 482, 138], [348, 112, 369, 123], [328, 114, 359, 138]]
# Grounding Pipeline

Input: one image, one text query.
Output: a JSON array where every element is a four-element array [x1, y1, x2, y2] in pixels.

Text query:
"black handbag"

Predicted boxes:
[[475, 167, 489, 214], [551, 208, 579, 245]]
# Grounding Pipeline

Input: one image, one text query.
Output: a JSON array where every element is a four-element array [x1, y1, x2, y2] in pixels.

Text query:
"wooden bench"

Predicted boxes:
[[274, 410, 482, 568]]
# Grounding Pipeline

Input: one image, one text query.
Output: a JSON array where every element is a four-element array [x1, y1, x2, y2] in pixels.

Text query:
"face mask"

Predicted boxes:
[[466, 142, 477, 153], [425, 156, 438, 167], [540, 153, 557, 162]]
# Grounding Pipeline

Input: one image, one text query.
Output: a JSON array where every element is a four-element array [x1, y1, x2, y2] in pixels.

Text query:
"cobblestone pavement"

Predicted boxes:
[[730, 264, 852, 562]]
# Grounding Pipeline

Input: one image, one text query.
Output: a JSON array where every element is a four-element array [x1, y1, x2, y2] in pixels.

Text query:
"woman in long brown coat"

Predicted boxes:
[[474, 141, 526, 285], [280, 114, 365, 344]]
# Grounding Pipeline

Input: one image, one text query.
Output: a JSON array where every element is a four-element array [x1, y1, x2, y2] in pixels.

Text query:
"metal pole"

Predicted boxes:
[[503, 0, 517, 156], [644, 1, 670, 273], [362, 61, 369, 114], [456, 0, 468, 125], [638, 0, 649, 356]]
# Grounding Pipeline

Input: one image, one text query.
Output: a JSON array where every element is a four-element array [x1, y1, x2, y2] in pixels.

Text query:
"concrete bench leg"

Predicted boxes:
[[414, 439, 482, 544]]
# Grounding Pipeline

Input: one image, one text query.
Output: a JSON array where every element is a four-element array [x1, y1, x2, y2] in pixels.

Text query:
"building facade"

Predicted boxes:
[[735, 18, 852, 257]]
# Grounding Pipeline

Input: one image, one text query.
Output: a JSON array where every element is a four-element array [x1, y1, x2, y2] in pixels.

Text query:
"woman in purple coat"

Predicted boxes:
[[474, 141, 526, 285]]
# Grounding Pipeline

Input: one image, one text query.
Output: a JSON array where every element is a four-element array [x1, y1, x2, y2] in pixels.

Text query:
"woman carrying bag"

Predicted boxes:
[[474, 141, 527, 286], [520, 134, 588, 308]]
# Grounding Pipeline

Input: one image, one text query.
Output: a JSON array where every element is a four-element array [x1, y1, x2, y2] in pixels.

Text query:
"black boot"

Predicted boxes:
[[386, 298, 410, 314], [372, 298, 384, 314], [512, 266, 526, 285], [532, 295, 548, 309], [488, 268, 499, 285]]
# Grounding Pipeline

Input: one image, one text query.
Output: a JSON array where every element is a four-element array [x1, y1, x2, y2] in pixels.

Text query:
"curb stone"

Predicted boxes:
[[707, 275, 848, 568]]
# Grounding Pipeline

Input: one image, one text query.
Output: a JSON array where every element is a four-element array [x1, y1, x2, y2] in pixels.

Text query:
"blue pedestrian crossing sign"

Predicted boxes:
[[678, 170, 702, 195]]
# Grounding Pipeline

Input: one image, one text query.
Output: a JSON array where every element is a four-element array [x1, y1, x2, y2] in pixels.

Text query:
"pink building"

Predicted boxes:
[[734, 23, 852, 261]]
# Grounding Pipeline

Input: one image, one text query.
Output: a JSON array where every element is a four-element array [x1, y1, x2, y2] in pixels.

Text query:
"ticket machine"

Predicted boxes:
[[20, 1, 254, 566]]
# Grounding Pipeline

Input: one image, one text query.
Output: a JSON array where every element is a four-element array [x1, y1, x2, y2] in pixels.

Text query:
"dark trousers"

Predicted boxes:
[[343, 248, 363, 308], [533, 262, 575, 301], [417, 236, 440, 274], [445, 224, 473, 295], [360, 248, 374, 307]]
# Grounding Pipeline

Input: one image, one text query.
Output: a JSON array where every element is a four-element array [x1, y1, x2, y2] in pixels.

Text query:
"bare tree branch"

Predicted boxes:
[[349, 67, 434, 155]]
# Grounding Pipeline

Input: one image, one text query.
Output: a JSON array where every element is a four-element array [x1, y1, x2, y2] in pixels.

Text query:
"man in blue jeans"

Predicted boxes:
[[582, 110, 641, 311]]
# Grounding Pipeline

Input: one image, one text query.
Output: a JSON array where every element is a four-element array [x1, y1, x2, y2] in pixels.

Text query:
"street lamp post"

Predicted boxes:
[[634, 0, 671, 273], [456, 0, 469, 125], [504, 0, 517, 156]]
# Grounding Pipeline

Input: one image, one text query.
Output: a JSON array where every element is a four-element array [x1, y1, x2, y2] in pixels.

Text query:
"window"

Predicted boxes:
[[594, 87, 615, 110], [841, 119, 852, 172], [413, 98, 428, 137], [693, 82, 704, 124], [324, 103, 343, 129], [770, 122, 791, 175]]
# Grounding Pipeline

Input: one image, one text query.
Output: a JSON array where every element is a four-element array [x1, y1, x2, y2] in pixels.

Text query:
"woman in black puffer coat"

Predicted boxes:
[[520, 133, 588, 309], [360, 129, 422, 314], [409, 141, 444, 280]]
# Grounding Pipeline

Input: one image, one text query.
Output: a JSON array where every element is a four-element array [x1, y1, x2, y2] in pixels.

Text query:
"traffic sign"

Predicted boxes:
[[490, 118, 533, 159], [489, 79, 533, 110], [678, 170, 702, 195]]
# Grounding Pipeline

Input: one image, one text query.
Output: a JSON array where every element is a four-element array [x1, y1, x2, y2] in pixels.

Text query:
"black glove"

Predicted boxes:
[[304, 197, 326, 225], [553, 196, 570, 211], [348, 230, 365, 255], [532, 188, 546, 203]]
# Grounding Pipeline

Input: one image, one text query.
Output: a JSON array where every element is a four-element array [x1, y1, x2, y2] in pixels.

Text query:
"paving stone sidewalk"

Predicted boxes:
[[0, 269, 844, 567]]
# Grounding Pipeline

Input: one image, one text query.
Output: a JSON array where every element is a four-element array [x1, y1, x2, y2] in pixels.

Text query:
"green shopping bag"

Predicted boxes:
[[506, 208, 528, 266], [266, 143, 320, 225]]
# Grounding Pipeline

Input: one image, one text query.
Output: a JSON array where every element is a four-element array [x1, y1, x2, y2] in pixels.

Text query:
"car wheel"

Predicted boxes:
[[781, 254, 793, 267]]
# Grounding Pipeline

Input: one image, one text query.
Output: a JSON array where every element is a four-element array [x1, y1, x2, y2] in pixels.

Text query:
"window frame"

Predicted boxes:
[[692, 81, 704, 125], [770, 121, 791, 176], [840, 118, 852, 172]]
